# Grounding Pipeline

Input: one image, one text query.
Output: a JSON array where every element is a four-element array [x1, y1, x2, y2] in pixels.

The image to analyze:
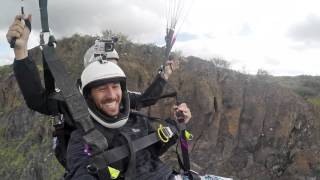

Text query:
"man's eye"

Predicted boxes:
[[112, 84, 120, 89], [97, 88, 105, 92], [96, 86, 107, 91]]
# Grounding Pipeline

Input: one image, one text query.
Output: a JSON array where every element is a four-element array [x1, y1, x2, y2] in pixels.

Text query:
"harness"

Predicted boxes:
[[87, 113, 178, 179]]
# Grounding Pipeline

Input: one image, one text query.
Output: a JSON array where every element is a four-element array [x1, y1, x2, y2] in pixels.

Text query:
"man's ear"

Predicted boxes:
[[76, 79, 83, 95]]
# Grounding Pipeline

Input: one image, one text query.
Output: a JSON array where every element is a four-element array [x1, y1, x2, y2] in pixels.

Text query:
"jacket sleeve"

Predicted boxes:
[[13, 56, 61, 115], [130, 73, 167, 109], [65, 130, 98, 180], [128, 91, 142, 109]]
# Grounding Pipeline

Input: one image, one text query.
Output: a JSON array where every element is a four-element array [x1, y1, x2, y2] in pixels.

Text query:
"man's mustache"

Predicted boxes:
[[100, 97, 118, 104]]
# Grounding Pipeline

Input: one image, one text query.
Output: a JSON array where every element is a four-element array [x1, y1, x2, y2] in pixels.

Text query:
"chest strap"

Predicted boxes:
[[87, 125, 177, 175]]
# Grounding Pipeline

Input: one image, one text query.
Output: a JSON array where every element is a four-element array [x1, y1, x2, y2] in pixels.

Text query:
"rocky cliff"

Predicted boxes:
[[0, 34, 319, 180]]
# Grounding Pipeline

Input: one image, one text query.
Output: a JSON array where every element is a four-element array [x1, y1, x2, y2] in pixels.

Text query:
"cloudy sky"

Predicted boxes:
[[1, 0, 320, 76]]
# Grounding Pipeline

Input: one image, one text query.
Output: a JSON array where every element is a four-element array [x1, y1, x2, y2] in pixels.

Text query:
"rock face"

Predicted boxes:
[[0, 35, 319, 180], [148, 59, 319, 180]]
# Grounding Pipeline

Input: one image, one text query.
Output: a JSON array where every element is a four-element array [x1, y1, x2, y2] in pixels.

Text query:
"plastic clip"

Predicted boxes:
[[184, 130, 193, 141], [107, 166, 120, 179]]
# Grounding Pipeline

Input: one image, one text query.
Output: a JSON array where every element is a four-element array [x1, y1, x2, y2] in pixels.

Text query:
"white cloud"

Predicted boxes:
[[1, 0, 320, 76], [288, 14, 320, 45]]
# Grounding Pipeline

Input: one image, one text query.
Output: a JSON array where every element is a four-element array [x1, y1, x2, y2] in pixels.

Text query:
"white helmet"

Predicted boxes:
[[83, 41, 119, 67], [80, 60, 130, 128]]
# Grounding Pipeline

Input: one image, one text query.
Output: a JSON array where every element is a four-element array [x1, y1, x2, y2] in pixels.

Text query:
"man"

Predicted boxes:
[[66, 59, 191, 179], [7, 15, 192, 179], [7, 14, 179, 167]]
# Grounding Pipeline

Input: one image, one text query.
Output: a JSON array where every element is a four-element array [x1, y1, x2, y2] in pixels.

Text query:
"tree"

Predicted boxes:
[[256, 69, 270, 76], [210, 57, 231, 69], [101, 30, 130, 43], [256, 69, 270, 80]]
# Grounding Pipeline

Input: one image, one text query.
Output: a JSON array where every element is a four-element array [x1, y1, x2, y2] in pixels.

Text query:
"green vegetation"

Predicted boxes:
[[0, 118, 64, 179], [0, 64, 12, 77], [269, 75, 320, 99], [307, 98, 320, 107], [0, 131, 30, 178]]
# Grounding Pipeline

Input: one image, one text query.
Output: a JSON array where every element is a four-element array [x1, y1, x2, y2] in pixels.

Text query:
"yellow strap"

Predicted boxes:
[[107, 166, 120, 179], [184, 130, 193, 141], [157, 124, 169, 143]]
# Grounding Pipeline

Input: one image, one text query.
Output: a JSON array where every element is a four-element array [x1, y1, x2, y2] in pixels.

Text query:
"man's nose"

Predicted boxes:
[[104, 86, 116, 98]]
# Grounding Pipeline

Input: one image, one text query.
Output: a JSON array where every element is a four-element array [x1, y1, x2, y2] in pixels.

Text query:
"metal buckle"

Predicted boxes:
[[51, 114, 64, 129], [157, 124, 174, 143], [40, 31, 56, 49], [87, 164, 98, 174]]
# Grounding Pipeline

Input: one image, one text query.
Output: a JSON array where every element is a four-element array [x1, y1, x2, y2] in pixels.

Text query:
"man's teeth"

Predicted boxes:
[[104, 101, 116, 107]]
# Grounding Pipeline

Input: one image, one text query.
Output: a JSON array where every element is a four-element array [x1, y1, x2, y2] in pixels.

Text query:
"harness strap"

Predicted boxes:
[[38, 0, 49, 32], [41, 45, 109, 154], [91, 132, 159, 168], [121, 132, 136, 180], [90, 125, 178, 172], [42, 53, 55, 94], [177, 123, 193, 180]]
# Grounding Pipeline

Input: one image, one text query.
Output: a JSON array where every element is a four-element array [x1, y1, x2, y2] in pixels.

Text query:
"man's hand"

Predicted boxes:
[[162, 57, 180, 80], [6, 14, 32, 60], [173, 103, 191, 124]]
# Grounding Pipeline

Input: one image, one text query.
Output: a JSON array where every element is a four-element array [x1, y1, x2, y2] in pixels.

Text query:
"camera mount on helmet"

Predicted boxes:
[[84, 37, 119, 67], [94, 38, 114, 54]]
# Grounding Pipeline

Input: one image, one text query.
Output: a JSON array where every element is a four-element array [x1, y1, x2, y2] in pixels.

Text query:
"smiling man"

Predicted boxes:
[[65, 59, 192, 180], [91, 83, 122, 117], [79, 60, 132, 129]]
